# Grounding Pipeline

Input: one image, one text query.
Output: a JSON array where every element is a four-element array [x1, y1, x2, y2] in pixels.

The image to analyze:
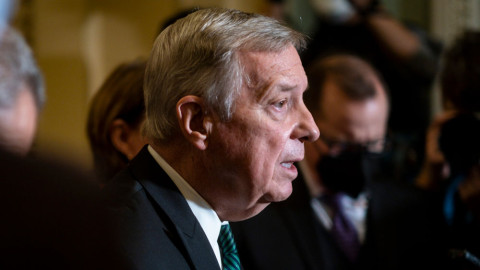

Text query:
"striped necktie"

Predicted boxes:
[[217, 224, 241, 270]]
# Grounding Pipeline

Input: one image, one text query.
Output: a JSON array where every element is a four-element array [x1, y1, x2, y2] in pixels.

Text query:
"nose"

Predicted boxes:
[[291, 104, 319, 143]]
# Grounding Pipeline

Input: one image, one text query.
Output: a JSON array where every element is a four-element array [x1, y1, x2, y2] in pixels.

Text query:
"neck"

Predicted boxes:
[[150, 140, 198, 185], [150, 139, 221, 212]]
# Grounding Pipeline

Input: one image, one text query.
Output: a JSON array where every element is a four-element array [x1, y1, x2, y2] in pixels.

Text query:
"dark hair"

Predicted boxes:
[[441, 30, 480, 112], [305, 54, 387, 117], [86, 59, 146, 181]]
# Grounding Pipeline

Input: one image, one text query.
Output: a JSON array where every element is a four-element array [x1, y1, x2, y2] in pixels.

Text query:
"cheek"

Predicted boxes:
[[215, 114, 292, 198], [253, 129, 289, 182]]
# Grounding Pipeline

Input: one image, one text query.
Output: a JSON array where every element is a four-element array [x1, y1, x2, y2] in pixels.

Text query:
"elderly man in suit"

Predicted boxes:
[[103, 7, 319, 269], [231, 54, 448, 270]]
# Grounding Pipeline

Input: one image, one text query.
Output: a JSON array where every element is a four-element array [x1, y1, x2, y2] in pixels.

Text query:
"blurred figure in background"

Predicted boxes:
[[232, 54, 447, 270], [303, 0, 442, 182], [0, 5, 122, 267], [0, 148, 123, 269], [88, 8, 198, 183], [0, 25, 44, 155], [87, 59, 147, 183], [416, 30, 480, 269]]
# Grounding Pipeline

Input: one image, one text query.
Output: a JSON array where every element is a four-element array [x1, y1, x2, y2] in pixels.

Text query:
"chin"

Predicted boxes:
[[264, 182, 294, 203], [275, 189, 293, 202], [217, 198, 270, 222]]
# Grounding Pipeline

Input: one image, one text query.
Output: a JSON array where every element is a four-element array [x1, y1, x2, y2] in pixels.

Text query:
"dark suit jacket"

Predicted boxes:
[[103, 146, 220, 270], [231, 166, 449, 270]]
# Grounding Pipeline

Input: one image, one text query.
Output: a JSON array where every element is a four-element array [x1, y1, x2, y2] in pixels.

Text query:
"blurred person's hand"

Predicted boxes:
[[458, 166, 480, 216]]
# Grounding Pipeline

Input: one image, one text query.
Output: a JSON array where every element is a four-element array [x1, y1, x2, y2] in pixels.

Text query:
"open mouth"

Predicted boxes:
[[281, 162, 293, 169]]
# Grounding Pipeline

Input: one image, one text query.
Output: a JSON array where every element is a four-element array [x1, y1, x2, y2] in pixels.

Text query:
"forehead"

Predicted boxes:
[[239, 45, 307, 98]]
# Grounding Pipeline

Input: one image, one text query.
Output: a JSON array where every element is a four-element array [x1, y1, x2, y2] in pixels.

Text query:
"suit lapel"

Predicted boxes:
[[128, 146, 220, 270]]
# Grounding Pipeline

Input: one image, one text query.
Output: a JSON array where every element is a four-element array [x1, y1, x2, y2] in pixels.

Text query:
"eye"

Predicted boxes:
[[272, 99, 288, 110]]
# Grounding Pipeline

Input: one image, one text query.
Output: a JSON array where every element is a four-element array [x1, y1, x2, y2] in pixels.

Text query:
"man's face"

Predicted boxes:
[[307, 78, 388, 197], [206, 45, 319, 221], [315, 78, 388, 158]]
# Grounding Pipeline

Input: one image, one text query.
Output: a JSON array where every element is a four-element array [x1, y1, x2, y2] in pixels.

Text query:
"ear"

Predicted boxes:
[[110, 119, 142, 160], [176, 95, 211, 150]]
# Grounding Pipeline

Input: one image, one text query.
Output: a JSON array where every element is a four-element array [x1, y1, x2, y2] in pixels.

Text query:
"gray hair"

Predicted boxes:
[[144, 7, 306, 142], [0, 25, 45, 112]]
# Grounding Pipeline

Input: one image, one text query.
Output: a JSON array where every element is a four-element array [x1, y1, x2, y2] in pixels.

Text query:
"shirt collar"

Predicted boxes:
[[299, 160, 368, 242]]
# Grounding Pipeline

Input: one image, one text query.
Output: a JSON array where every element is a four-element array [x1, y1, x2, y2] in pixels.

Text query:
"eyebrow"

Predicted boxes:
[[279, 77, 308, 92], [255, 80, 303, 103], [278, 84, 297, 92]]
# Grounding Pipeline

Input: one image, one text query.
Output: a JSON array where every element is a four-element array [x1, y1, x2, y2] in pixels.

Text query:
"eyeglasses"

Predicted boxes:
[[319, 136, 390, 156]]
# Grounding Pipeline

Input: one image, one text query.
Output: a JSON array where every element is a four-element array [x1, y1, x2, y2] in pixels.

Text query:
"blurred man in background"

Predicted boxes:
[[303, 0, 442, 183], [0, 24, 44, 155], [0, 3, 122, 268]]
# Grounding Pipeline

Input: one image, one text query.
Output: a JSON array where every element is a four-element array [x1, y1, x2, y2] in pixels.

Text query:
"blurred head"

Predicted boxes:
[[145, 8, 319, 221], [305, 54, 389, 197], [311, 0, 382, 24], [310, 0, 356, 24], [441, 30, 480, 112], [0, 25, 44, 155], [87, 59, 147, 182]]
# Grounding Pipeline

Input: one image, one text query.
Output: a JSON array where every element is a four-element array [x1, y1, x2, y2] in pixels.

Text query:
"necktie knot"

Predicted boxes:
[[218, 224, 241, 270]]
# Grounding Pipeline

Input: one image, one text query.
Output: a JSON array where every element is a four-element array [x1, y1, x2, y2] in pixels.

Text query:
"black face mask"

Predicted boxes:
[[316, 151, 382, 198]]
